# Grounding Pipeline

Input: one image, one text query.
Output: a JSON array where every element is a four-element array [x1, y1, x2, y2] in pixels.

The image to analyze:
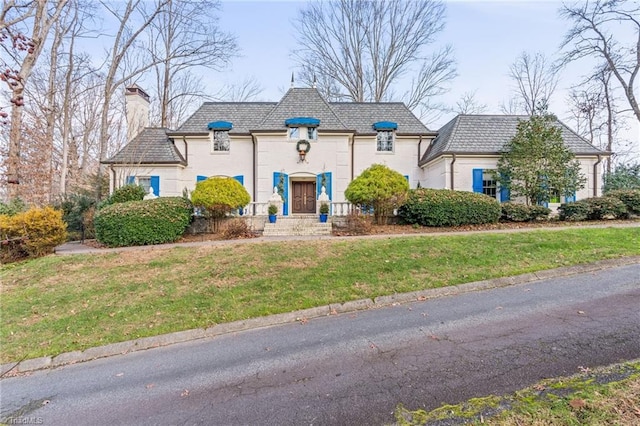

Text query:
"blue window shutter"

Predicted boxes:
[[316, 172, 333, 200], [126, 176, 135, 185], [273, 172, 289, 215], [472, 169, 483, 193], [500, 186, 510, 202], [150, 176, 160, 196], [196, 175, 207, 182], [233, 175, 244, 185], [566, 192, 576, 203], [404, 175, 409, 188]]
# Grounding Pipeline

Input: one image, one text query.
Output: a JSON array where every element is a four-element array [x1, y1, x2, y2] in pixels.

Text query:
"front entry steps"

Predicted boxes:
[[262, 214, 332, 237]]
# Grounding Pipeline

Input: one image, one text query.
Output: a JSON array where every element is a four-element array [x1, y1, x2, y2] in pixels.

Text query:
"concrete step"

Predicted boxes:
[[262, 216, 332, 236]]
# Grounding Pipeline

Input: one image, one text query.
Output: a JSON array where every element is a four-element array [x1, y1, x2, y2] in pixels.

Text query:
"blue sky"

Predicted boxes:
[[212, 0, 638, 156]]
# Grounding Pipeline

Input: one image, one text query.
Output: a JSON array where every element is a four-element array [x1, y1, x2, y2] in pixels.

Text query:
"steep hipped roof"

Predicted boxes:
[[103, 128, 186, 165], [331, 102, 431, 134], [175, 102, 276, 134], [419, 114, 607, 165], [259, 87, 347, 130]]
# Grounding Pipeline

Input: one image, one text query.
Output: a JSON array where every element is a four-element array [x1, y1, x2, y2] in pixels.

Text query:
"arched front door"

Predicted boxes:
[[291, 181, 316, 214]]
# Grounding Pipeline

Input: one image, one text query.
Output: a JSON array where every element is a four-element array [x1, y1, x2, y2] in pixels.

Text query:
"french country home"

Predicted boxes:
[[104, 84, 608, 219]]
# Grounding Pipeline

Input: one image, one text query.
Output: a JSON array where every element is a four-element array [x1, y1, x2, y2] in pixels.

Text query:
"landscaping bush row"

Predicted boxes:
[[559, 189, 640, 221], [1, 206, 67, 263], [94, 197, 193, 247], [500, 202, 551, 222], [398, 188, 501, 227]]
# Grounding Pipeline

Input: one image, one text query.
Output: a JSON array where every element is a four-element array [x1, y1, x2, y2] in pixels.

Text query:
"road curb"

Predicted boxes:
[[2, 255, 638, 376]]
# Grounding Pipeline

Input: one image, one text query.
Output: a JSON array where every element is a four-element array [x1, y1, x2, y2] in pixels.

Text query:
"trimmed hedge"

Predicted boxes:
[[1, 206, 68, 262], [95, 197, 192, 247], [559, 196, 628, 221], [606, 189, 640, 216], [99, 184, 146, 209], [500, 202, 551, 222], [398, 188, 501, 227]]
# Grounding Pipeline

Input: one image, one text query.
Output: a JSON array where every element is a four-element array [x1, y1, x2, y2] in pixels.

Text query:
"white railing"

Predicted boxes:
[[237, 201, 360, 217]]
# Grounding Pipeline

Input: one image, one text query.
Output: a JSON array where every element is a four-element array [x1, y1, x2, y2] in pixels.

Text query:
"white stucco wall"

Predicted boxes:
[[352, 135, 422, 188], [111, 165, 183, 197]]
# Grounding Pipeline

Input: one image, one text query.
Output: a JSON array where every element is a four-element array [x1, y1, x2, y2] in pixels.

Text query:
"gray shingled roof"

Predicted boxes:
[[259, 88, 347, 130], [103, 128, 186, 165], [420, 115, 607, 165], [330, 102, 431, 134], [175, 102, 276, 134]]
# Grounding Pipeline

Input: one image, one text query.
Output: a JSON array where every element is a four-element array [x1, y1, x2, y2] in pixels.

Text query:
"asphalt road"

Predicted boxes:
[[2, 263, 639, 425]]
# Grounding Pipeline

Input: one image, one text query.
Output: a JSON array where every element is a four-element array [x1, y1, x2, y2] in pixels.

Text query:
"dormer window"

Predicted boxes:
[[289, 127, 300, 139], [373, 121, 397, 152], [285, 117, 320, 141], [307, 127, 317, 140]]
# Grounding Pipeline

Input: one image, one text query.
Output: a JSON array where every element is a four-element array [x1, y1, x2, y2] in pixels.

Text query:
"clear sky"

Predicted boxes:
[[212, 0, 638, 159]]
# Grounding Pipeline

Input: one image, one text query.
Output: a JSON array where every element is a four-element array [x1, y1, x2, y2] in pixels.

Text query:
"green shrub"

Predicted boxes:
[[500, 202, 551, 222], [398, 188, 501, 227], [344, 164, 409, 225], [606, 189, 640, 216], [559, 196, 628, 221], [1, 206, 68, 262], [558, 200, 591, 221], [191, 177, 251, 218], [0, 198, 27, 216], [586, 196, 628, 219], [99, 184, 146, 208], [94, 197, 192, 247], [57, 193, 97, 240]]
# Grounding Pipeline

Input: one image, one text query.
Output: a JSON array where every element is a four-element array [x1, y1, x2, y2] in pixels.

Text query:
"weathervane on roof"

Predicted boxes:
[[312, 74, 317, 89], [290, 72, 294, 88]]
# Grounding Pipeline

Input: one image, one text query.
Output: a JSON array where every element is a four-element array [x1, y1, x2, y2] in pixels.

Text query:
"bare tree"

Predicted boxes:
[[1, 0, 69, 199], [560, 0, 640, 123], [212, 76, 264, 102], [451, 90, 488, 115], [293, 0, 456, 113], [147, 0, 237, 128], [506, 51, 559, 115]]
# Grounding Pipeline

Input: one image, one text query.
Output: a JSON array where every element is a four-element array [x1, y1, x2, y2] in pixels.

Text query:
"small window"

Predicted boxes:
[[549, 190, 561, 203], [482, 171, 497, 198], [376, 130, 394, 152], [213, 130, 230, 152], [307, 127, 317, 140], [137, 177, 151, 193], [289, 127, 299, 139]]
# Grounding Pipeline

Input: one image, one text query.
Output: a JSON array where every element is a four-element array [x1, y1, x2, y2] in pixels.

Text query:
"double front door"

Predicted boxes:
[[292, 181, 316, 214]]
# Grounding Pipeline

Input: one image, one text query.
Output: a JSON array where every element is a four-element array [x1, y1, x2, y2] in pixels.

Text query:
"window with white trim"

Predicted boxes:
[[482, 171, 497, 198], [289, 127, 299, 139], [137, 176, 151, 193], [376, 130, 394, 152], [307, 127, 317, 140], [213, 130, 230, 152]]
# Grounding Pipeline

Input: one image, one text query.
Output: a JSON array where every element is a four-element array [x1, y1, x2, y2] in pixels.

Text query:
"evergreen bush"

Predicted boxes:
[[398, 188, 501, 227], [99, 184, 146, 208], [500, 202, 551, 222], [94, 197, 192, 247], [606, 189, 640, 216], [559, 196, 628, 221]]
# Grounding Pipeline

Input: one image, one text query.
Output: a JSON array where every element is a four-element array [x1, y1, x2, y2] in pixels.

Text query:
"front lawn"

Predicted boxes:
[[1, 227, 639, 363]]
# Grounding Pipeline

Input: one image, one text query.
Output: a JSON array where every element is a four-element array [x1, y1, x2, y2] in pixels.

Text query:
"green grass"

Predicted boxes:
[[1, 227, 639, 363], [394, 360, 640, 425]]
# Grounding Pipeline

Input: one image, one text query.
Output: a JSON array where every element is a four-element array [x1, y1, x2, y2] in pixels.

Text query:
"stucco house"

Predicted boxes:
[[103, 85, 607, 217]]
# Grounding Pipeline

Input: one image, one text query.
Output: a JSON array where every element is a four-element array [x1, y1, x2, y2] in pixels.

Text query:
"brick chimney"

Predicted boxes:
[[125, 85, 150, 141]]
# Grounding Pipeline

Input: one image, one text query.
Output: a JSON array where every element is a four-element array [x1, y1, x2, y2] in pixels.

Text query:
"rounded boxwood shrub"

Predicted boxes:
[[558, 200, 591, 221], [500, 202, 551, 222], [94, 197, 192, 247], [398, 188, 501, 227], [606, 189, 640, 216]]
